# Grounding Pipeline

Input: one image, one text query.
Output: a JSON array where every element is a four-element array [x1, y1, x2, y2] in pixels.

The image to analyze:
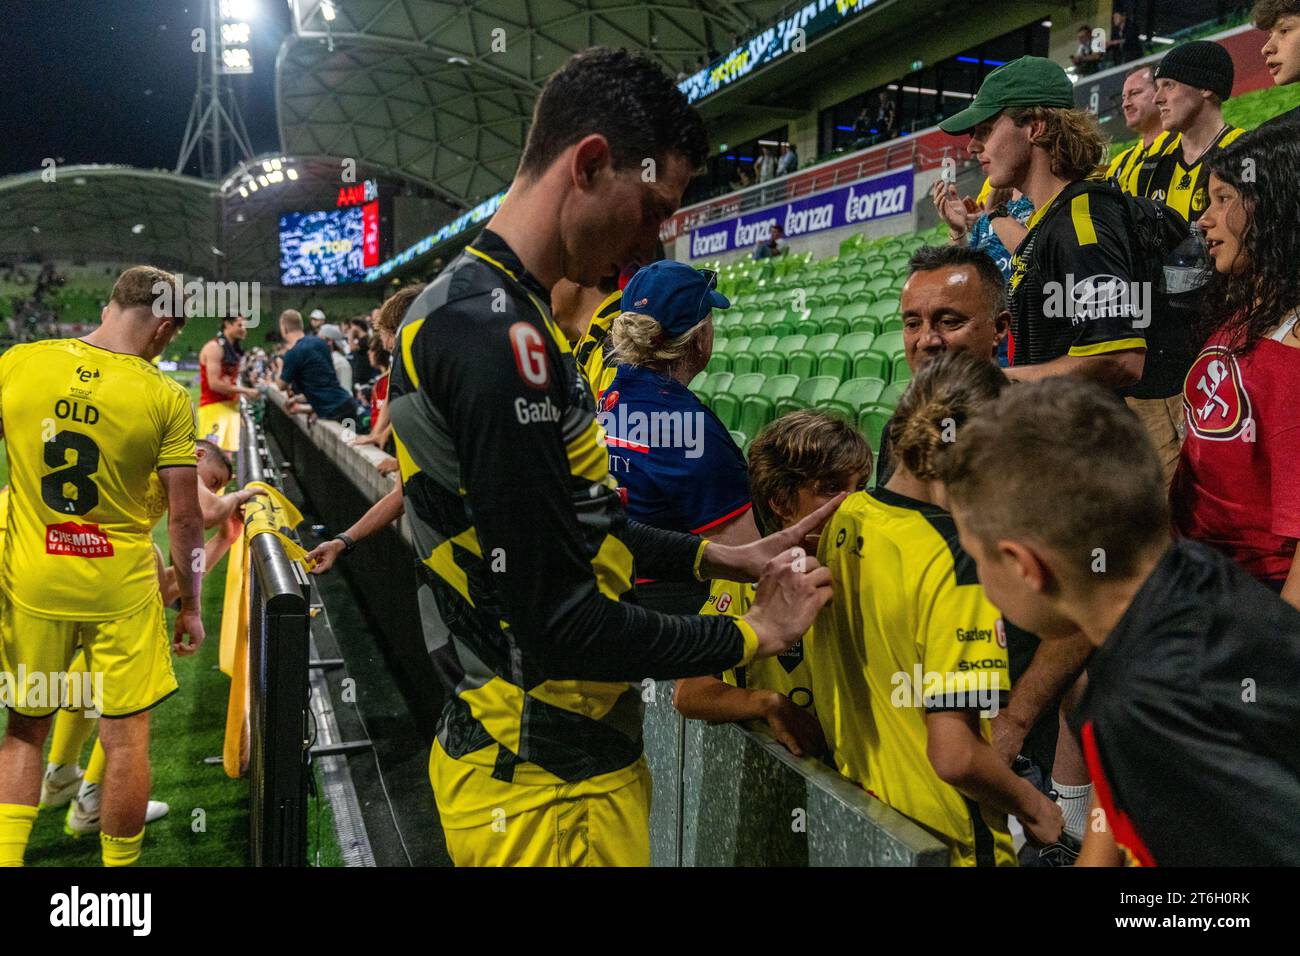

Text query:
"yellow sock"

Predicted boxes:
[[48, 709, 96, 768], [0, 804, 39, 867], [85, 738, 106, 786], [101, 829, 144, 867]]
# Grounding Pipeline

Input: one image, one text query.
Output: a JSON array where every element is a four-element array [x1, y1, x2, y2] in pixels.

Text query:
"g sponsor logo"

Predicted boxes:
[[508, 322, 548, 389]]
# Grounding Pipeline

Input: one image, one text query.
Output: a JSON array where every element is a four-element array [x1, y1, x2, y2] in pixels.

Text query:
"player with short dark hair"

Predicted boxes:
[[383, 47, 834, 866], [944, 375, 1300, 866]]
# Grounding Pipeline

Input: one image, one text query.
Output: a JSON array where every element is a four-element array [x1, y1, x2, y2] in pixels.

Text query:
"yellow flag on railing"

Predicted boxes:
[[221, 481, 313, 778]]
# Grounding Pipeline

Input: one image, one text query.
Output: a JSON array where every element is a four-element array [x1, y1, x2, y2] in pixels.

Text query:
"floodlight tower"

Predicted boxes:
[[176, 0, 257, 179]]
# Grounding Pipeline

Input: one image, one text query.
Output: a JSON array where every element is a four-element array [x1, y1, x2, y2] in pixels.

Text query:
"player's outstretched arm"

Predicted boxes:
[[701, 494, 847, 583], [160, 465, 205, 656], [991, 629, 1093, 765]]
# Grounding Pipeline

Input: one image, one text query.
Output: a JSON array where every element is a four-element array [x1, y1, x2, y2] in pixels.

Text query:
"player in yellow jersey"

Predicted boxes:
[[674, 410, 870, 758], [0, 265, 204, 868], [810, 352, 1063, 866], [39, 441, 257, 837]]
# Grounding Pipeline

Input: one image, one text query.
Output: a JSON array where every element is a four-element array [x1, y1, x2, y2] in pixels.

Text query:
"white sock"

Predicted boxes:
[[1053, 780, 1092, 841], [44, 762, 79, 784]]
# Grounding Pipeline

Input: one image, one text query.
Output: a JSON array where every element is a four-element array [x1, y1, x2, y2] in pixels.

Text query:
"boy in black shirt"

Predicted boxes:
[[944, 376, 1300, 865]]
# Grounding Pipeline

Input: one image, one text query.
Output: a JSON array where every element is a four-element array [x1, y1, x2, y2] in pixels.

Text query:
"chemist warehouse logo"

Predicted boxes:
[[50, 886, 151, 936]]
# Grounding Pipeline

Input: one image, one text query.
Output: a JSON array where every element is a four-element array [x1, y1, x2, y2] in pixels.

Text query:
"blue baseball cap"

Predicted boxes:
[[622, 261, 730, 338]]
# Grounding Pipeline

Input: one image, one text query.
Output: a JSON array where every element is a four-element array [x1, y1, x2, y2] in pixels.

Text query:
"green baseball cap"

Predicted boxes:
[[939, 56, 1075, 134]]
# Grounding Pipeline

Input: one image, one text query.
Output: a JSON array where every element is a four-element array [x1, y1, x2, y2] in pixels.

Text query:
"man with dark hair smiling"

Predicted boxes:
[[385, 47, 836, 867]]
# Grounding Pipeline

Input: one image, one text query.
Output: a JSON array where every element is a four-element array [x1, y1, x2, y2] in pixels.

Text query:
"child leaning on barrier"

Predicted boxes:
[[672, 409, 869, 758]]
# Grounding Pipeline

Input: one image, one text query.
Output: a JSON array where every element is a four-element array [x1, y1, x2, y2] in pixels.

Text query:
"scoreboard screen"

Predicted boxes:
[[279, 202, 380, 286]]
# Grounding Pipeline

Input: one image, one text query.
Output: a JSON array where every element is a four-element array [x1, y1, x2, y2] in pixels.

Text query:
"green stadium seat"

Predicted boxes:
[[880, 380, 909, 408], [840, 300, 873, 322], [821, 376, 887, 420], [721, 335, 752, 355], [841, 279, 868, 299], [858, 403, 894, 451], [776, 376, 841, 417], [891, 353, 912, 384], [712, 373, 767, 430], [874, 330, 905, 357], [806, 306, 837, 331], [849, 316, 880, 335], [738, 375, 800, 437], [816, 315, 850, 336], [864, 275, 894, 296], [707, 353, 732, 374], [729, 430, 748, 453], [758, 334, 807, 376], [689, 371, 708, 393], [867, 298, 900, 324], [853, 350, 890, 380], [732, 334, 778, 375], [697, 371, 733, 403], [879, 316, 904, 334], [822, 331, 877, 381], [788, 332, 841, 379]]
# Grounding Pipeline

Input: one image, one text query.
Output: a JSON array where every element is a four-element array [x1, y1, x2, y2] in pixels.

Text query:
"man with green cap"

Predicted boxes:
[[939, 56, 1146, 391]]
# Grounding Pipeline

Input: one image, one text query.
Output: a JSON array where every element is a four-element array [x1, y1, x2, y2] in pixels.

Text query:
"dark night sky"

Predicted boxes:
[[1, 0, 293, 177]]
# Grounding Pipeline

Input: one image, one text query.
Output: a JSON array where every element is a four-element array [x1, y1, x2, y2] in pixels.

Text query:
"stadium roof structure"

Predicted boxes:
[[277, 0, 787, 206], [0, 165, 220, 275]]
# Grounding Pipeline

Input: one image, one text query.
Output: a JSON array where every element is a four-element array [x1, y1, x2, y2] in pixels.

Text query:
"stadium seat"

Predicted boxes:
[[867, 298, 899, 325], [822, 331, 876, 381], [776, 375, 840, 417], [697, 371, 733, 403], [891, 353, 912, 384], [840, 300, 873, 322], [858, 403, 894, 451], [689, 371, 708, 393], [817, 315, 850, 336], [880, 380, 908, 408], [738, 374, 800, 437], [864, 275, 894, 296], [722, 334, 752, 356], [729, 430, 748, 453], [821, 376, 887, 420], [732, 334, 778, 375], [853, 350, 890, 380], [707, 353, 732, 374], [788, 332, 841, 379], [759, 334, 807, 376], [712, 373, 766, 430], [849, 316, 880, 335], [879, 316, 904, 334], [874, 330, 905, 357]]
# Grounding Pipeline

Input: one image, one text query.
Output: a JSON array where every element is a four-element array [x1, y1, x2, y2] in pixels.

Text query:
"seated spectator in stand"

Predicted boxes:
[[348, 318, 375, 387], [776, 143, 798, 177], [876, 245, 1009, 486], [1071, 24, 1103, 76], [604, 261, 758, 613], [810, 352, 1064, 867], [944, 375, 1300, 866], [1254, 0, 1300, 129], [730, 164, 754, 191], [674, 410, 869, 757], [1170, 126, 1300, 609], [753, 224, 787, 260], [273, 309, 357, 423]]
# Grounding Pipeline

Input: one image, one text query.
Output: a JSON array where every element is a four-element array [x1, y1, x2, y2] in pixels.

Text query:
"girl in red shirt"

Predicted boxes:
[[1171, 125, 1300, 608]]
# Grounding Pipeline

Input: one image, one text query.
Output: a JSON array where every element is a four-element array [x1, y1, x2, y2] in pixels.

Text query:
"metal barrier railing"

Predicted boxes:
[[238, 398, 312, 866]]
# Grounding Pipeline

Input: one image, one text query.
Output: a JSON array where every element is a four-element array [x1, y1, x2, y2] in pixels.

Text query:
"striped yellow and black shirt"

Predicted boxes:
[[385, 228, 757, 789], [1106, 131, 1170, 195], [1133, 125, 1244, 221], [574, 289, 622, 399]]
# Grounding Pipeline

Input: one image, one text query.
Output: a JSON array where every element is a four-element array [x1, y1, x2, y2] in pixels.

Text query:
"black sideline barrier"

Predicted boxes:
[[239, 399, 311, 866], [261, 391, 948, 866]]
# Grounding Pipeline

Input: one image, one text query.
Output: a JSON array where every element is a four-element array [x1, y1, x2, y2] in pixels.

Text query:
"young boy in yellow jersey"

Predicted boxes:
[[674, 410, 870, 757], [0, 265, 205, 868], [810, 352, 1063, 866]]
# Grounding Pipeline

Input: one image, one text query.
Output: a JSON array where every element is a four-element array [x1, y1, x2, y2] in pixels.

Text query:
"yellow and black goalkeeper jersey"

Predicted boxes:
[[810, 488, 1016, 867], [0, 338, 195, 621], [1008, 181, 1148, 368], [574, 289, 622, 399], [1134, 125, 1244, 222], [386, 229, 758, 789], [1107, 131, 1170, 195], [701, 579, 815, 714]]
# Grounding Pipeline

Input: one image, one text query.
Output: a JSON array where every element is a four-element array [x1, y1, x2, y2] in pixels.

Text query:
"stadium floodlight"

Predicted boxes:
[[321, 1, 337, 22], [131, 224, 146, 234], [220, 0, 255, 18], [287, 168, 299, 181]]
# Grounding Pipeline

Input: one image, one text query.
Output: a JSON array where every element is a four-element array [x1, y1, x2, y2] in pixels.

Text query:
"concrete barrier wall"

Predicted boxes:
[[262, 389, 948, 866]]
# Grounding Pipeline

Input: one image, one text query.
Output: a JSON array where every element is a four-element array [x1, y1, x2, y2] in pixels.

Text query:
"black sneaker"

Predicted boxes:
[[1034, 831, 1082, 867]]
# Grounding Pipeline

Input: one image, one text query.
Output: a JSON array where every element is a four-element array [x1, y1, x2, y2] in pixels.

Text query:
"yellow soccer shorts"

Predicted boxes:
[[198, 399, 241, 454], [429, 739, 652, 867], [0, 589, 178, 719]]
